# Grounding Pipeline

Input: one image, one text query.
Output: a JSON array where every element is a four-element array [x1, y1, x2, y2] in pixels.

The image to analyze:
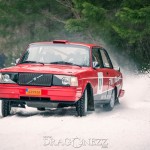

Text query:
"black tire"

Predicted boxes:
[[1, 100, 11, 117], [37, 107, 45, 111], [115, 97, 120, 104], [76, 88, 88, 117], [103, 89, 115, 111]]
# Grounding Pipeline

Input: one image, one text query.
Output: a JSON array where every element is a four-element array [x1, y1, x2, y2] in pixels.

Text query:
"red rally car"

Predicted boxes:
[[0, 40, 124, 117]]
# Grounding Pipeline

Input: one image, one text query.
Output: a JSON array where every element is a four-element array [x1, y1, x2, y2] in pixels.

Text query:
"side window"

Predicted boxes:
[[92, 48, 103, 68], [100, 49, 113, 68]]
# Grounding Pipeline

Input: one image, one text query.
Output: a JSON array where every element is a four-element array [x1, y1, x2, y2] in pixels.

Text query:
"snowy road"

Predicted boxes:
[[0, 75, 150, 150]]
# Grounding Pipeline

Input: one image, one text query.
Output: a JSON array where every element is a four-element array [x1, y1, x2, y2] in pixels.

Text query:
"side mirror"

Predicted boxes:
[[114, 66, 120, 72], [15, 58, 20, 64], [93, 61, 99, 68], [11, 58, 20, 66]]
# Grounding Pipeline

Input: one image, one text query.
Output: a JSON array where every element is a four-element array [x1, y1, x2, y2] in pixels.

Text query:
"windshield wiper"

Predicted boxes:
[[50, 61, 82, 67], [20, 61, 44, 65]]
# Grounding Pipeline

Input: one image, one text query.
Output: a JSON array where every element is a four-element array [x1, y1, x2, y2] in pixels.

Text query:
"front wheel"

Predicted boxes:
[[76, 88, 88, 117], [1, 100, 11, 117], [103, 90, 115, 111]]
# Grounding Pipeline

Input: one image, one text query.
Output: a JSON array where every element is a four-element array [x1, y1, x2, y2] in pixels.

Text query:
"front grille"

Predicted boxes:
[[18, 73, 52, 86]]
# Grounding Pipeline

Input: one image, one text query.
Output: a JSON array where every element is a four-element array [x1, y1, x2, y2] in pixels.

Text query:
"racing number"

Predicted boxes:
[[97, 72, 103, 94]]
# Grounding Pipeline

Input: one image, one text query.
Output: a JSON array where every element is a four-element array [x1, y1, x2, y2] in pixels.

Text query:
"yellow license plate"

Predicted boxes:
[[26, 89, 41, 96]]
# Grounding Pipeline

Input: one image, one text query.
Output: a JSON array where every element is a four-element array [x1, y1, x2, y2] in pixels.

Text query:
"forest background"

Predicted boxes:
[[0, 0, 149, 73]]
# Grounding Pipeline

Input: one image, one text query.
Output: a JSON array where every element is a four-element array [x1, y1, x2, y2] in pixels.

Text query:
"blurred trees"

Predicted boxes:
[[65, 0, 150, 70], [0, 0, 149, 70], [0, 53, 6, 68], [0, 0, 72, 66]]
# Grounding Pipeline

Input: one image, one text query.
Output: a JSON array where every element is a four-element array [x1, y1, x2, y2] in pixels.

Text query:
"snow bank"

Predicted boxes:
[[0, 74, 150, 150]]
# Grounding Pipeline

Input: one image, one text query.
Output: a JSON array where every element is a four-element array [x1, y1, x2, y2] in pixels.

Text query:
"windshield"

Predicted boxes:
[[19, 44, 90, 67]]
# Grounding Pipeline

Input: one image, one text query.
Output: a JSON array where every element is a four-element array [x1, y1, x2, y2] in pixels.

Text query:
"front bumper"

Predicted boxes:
[[0, 84, 82, 102]]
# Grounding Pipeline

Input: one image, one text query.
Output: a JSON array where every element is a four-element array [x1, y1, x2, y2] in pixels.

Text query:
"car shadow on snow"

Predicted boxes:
[[0, 100, 128, 118], [10, 101, 128, 118], [12, 107, 79, 118]]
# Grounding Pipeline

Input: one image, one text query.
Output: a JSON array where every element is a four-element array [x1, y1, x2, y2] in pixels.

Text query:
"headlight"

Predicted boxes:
[[70, 76, 78, 86], [0, 73, 18, 84], [3, 74, 10, 82], [53, 75, 78, 86], [62, 77, 70, 85]]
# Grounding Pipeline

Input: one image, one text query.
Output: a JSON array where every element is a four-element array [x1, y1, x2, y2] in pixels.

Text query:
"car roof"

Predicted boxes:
[[30, 40, 102, 48]]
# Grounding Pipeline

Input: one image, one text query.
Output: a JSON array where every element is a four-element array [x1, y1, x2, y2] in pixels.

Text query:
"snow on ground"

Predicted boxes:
[[0, 74, 150, 150]]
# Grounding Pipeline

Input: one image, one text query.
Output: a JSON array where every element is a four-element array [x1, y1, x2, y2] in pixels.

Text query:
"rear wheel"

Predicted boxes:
[[115, 97, 120, 104], [103, 89, 115, 111], [1, 100, 11, 117], [76, 88, 88, 117]]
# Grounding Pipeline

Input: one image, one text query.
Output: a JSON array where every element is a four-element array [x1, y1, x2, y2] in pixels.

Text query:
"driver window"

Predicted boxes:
[[100, 49, 112, 68], [92, 48, 103, 68]]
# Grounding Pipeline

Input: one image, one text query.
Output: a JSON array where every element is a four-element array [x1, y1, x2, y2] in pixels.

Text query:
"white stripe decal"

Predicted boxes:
[[97, 72, 103, 94], [94, 88, 114, 96], [80, 76, 122, 80]]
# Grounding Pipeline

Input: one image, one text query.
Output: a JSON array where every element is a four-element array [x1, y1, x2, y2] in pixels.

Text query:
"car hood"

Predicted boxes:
[[0, 64, 89, 75]]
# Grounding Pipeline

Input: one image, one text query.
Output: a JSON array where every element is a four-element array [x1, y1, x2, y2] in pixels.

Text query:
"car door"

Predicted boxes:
[[99, 48, 116, 100], [92, 47, 110, 101]]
